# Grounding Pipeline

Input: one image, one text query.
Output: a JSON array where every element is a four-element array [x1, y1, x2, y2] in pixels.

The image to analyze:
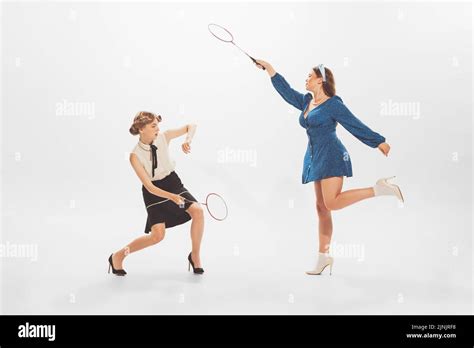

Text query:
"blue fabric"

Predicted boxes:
[[271, 72, 385, 184]]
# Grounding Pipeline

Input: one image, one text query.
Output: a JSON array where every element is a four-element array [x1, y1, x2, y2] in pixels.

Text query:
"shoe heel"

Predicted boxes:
[[329, 262, 333, 275], [394, 185, 405, 202], [108, 253, 127, 276], [187, 252, 204, 274]]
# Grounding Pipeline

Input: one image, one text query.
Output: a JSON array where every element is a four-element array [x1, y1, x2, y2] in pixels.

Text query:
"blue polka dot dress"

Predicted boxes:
[[271, 72, 386, 184]]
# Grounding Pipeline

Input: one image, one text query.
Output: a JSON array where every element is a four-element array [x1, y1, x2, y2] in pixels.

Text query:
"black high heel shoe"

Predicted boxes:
[[188, 252, 204, 274], [108, 253, 127, 276]]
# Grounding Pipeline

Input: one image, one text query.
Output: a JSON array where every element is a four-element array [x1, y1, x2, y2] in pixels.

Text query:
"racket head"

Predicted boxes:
[[208, 23, 234, 43], [204, 193, 228, 221]]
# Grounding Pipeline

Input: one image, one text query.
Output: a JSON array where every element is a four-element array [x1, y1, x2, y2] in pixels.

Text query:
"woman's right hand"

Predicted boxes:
[[170, 194, 185, 207], [254, 59, 276, 77]]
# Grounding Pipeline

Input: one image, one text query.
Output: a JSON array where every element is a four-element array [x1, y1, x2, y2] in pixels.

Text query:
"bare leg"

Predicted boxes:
[[112, 223, 165, 269], [321, 176, 375, 211], [186, 203, 205, 268], [314, 181, 333, 253]]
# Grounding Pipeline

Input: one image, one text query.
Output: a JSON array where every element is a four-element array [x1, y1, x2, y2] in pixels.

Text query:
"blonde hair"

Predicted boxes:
[[129, 111, 162, 135]]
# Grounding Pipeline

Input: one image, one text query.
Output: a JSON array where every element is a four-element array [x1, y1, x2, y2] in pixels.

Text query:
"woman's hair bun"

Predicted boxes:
[[129, 111, 161, 136], [129, 125, 139, 135]]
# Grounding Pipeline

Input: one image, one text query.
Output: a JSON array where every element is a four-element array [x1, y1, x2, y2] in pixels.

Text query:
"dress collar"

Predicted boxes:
[[138, 139, 153, 151], [137, 140, 159, 177]]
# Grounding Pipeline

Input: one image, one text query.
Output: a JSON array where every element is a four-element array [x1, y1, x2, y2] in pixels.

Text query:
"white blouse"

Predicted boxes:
[[131, 132, 176, 180]]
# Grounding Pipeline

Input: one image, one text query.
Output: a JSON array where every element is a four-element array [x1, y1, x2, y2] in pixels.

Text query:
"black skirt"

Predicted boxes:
[[142, 171, 197, 234]]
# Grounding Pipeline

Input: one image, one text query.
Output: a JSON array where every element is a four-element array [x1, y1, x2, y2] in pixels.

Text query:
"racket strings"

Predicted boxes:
[[208, 22, 263, 70], [208, 23, 234, 42], [146, 191, 228, 221], [205, 193, 228, 221]]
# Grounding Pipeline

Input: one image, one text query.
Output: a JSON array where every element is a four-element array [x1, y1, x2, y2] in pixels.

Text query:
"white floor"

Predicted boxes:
[[1, 199, 472, 315]]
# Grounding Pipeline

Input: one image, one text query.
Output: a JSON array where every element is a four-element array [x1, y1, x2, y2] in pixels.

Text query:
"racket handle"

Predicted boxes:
[[250, 56, 266, 70], [179, 197, 199, 208]]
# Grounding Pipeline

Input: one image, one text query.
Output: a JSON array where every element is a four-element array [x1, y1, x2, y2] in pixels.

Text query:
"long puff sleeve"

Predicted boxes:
[[332, 98, 385, 148], [270, 72, 308, 111]]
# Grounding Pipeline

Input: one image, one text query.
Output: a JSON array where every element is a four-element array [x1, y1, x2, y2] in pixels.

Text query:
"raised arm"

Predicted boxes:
[[164, 123, 197, 154], [332, 99, 386, 148], [164, 123, 196, 143], [254, 59, 308, 111], [129, 153, 184, 205]]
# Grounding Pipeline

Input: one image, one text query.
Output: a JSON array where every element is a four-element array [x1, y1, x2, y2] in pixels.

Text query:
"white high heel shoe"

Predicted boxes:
[[306, 253, 334, 275], [373, 176, 404, 202]]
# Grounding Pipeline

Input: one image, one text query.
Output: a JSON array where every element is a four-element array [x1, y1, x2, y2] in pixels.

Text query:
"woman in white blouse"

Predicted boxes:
[[108, 111, 205, 275]]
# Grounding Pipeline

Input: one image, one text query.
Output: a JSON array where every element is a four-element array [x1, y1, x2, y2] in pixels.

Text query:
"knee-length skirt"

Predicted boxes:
[[142, 171, 197, 234]]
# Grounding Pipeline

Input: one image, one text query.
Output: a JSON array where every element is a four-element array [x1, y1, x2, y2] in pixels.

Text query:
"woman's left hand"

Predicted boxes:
[[378, 142, 390, 157], [182, 142, 191, 154]]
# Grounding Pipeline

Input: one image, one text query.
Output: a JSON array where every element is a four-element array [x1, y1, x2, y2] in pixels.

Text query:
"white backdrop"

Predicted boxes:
[[1, 1, 472, 314]]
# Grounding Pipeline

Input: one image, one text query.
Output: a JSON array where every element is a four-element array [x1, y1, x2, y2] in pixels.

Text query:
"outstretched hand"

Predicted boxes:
[[254, 59, 276, 77], [378, 142, 390, 157]]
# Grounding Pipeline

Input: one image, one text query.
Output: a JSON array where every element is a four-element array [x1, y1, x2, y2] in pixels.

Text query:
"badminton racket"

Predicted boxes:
[[146, 191, 228, 221], [208, 23, 265, 70]]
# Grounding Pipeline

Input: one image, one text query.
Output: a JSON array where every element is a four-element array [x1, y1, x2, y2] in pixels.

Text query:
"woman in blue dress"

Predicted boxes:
[[255, 59, 404, 276]]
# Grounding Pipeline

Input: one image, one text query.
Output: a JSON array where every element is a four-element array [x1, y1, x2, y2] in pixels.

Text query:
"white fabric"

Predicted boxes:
[[318, 63, 326, 82], [306, 253, 334, 275], [185, 124, 197, 143], [373, 177, 397, 197], [131, 132, 176, 180], [373, 183, 394, 196]]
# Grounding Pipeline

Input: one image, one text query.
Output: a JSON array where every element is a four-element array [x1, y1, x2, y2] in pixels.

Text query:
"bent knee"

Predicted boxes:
[[150, 232, 165, 244], [150, 225, 165, 243], [323, 199, 339, 211], [188, 204, 204, 219], [316, 201, 331, 215]]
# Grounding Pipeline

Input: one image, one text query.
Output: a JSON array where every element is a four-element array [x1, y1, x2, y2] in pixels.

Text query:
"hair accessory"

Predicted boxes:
[[318, 64, 326, 82]]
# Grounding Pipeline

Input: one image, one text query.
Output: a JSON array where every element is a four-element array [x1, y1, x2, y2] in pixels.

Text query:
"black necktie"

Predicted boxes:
[[150, 144, 158, 177]]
